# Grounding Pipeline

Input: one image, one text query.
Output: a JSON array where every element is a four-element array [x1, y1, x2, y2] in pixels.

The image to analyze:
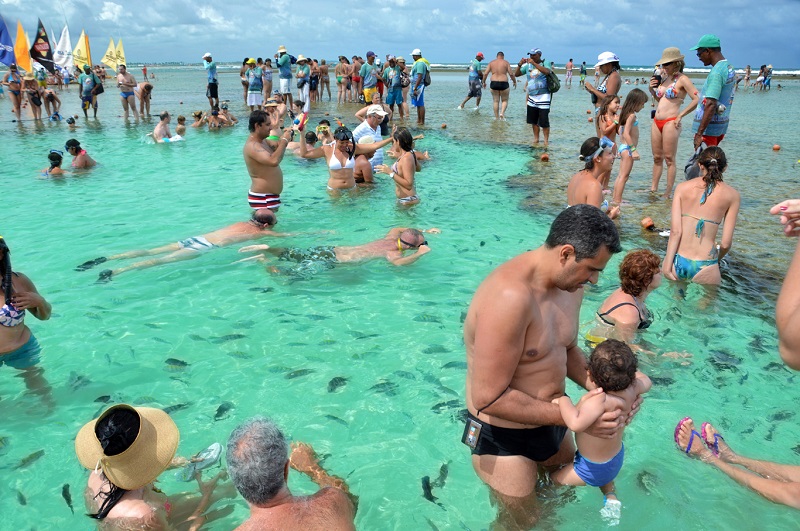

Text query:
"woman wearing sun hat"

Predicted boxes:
[[585, 51, 621, 135], [23, 72, 44, 121], [648, 47, 699, 198], [76, 404, 229, 529]]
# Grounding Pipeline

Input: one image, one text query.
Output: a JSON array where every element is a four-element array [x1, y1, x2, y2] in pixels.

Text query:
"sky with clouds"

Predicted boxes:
[[1, 0, 797, 68]]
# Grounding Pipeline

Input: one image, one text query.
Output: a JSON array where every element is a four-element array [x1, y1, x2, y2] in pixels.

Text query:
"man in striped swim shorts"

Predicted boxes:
[[244, 110, 301, 213]]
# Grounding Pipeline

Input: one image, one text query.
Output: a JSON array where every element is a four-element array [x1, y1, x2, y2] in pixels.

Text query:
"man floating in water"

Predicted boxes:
[[76, 210, 285, 282], [239, 227, 440, 278]]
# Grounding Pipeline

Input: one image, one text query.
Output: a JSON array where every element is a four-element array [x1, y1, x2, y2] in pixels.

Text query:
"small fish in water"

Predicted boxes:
[[749, 334, 767, 352], [327, 377, 348, 393], [188, 334, 207, 342], [423, 345, 450, 354], [708, 350, 741, 372], [285, 368, 315, 379], [650, 377, 675, 387], [738, 371, 749, 385], [324, 414, 349, 427], [355, 333, 379, 340], [128, 347, 136, 359], [765, 424, 776, 442], [162, 403, 190, 415], [68, 372, 91, 391], [431, 400, 462, 414], [13, 449, 45, 470], [16, 489, 26, 506], [393, 370, 417, 380], [209, 334, 247, 344], [208, 315, 227, 321], [151, 337, 171, 345], [421, 476, 437, 503], [768, 411, 795, 422], [227, 351, 252, 360], [456, 409, 469, 423], [144, 322, 162, 329], [414, 313, 442, 323], [62, 483, 74, 514], [0, 436, 9, 456], [235, 319, 257, 329], [85, 312, 102, 320], [306, 314, 329, 321], [267, 365, 292, 374], [431, 462, 449, 488], [793, 444, 800, 456], [285, 342, 308, 347], [248, 286, 275, 293], [164, 358, 189, 372], [319, 339, 337, 345], [417, 300, 439, 307], [763, 362, 791, 373], [94, 395, 112, 403], [369, 380, 399, 396], [215, 401, 235, 421], [441, 361, 467, 370], [170, 376, 189, 386], [636, 470, 658, 494]]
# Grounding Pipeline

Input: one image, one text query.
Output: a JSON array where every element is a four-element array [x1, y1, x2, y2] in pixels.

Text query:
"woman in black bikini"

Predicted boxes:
[[595, 249, 661, 342]]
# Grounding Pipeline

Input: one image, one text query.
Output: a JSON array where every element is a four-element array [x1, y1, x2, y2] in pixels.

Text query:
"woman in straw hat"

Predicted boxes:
[[23, 73, 44, 121], [648, 47, 699, 199], [76, 404, 232, 529]]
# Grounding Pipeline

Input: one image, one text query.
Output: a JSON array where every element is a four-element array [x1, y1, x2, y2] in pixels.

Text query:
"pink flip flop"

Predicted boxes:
[[701, 422, 724, 457]]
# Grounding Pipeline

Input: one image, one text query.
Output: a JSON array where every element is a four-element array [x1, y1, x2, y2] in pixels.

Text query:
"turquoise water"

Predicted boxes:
[[1, 70, 799, 529]]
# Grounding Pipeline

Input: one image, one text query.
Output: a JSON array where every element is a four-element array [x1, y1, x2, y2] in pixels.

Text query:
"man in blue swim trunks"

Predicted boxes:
[[75, 210, 284, 282], [116, 64, 139, 120], [463, 205, 637, 529]]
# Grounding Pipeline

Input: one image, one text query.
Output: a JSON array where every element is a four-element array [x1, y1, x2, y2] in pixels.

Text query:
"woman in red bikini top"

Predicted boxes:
[[649, 47, 699, 199]]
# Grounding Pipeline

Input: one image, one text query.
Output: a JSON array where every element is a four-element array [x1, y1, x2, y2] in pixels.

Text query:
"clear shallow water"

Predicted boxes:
[[1, 70, 799, 529]]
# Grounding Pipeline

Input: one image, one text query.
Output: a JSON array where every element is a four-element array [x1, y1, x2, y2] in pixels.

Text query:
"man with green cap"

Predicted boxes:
[[691, 34, 736, 149]]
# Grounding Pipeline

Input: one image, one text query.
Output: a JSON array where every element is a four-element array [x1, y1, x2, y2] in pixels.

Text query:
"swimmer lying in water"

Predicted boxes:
[[75, 210, 288, 282], [238, 227, 441, 278]]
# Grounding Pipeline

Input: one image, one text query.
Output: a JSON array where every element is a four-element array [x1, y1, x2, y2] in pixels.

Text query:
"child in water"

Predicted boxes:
[[551, 339, 651, 522], [611, 89, 648, 205], [41, 149, 66, 177], [175, 115, 187, 135], [597, 95, 621, 191]]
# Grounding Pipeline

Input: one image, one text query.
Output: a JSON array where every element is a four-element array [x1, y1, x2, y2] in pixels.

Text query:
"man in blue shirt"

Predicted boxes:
[[276, 45, 294, 108], [458, 52, 484, 110], [203, 52, 219, 109], [691, 34, 735, 148]]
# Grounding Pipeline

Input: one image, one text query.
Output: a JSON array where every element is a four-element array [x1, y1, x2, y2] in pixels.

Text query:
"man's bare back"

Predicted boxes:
[[484, 57, 514, 87], [234, 488, 355, 531]]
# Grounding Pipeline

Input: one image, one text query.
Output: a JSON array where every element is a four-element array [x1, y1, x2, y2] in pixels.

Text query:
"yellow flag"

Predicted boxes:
[[101, 37, 116, 70], [14, 20, 32, 72], [72, 29, 91, 69], [115, 38, 126, 66]]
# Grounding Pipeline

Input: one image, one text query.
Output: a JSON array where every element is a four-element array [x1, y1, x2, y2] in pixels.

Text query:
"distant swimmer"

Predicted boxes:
[[239, 227, 440, 277], [76, 210, 285, 282], [482, 52, 517, 120], [244, 110, 301, 212], [64, 139, 96, 169]]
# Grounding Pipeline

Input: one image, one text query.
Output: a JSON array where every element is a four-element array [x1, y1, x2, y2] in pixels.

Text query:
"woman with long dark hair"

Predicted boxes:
[[376, 127, 422, 206], [300, 125, 393, 192], [0, 236, 52, 406], [77, 404, 230, 529], [662, 147, 740, 284]]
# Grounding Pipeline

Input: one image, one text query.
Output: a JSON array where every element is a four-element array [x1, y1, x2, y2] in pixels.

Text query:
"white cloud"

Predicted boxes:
[[97, 2, 123, 22]]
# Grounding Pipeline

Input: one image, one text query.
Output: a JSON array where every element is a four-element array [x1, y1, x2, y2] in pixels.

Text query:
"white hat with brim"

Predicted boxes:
[[297, 55, 308, 63], [655, 47, 684, 66], [366, 104, 388, 117], [202, 52, 212, 59], [75, 404, 179, 491], [411, 48, 422, 56], [595, 51, 620, 68], [277, 45, 287, 54]]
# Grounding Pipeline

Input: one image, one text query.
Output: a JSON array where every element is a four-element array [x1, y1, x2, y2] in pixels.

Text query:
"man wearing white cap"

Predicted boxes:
[[275, 45, 294, 108], [410, 48, 429, 125], [514, 48, 553, 147], [352, 105, 387, 168], [203, 52, 219, 109]]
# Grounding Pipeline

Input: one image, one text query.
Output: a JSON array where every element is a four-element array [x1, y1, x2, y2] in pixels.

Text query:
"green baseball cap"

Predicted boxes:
[[690, 34, 721, 50]]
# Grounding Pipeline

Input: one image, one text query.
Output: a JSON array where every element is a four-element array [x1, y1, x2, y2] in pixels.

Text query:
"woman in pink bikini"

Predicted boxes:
[[649, 47, 698, 198]]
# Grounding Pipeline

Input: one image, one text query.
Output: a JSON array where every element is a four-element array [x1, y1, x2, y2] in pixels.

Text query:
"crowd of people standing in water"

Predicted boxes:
[[2, 32, 799, 529]]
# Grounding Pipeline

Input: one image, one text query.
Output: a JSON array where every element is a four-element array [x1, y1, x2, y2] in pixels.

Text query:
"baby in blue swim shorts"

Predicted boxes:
[[551, 339, 651, 519]]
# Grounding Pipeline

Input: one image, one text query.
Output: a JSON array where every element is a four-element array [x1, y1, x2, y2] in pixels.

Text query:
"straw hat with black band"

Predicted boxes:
[[655, 47, 685, 66], [75, 404, 179, 491]]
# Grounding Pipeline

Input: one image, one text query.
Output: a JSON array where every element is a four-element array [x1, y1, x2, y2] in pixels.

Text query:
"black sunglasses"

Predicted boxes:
[[399, 237, 427, 249], [695, 48, 708, 57]]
